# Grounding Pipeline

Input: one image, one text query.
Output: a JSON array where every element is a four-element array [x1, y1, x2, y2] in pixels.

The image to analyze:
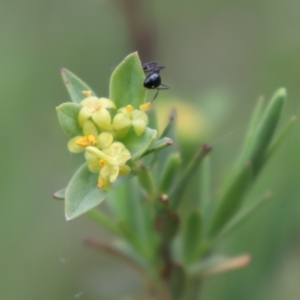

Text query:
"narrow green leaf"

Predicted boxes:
[[247, 88, 286, 170], [122, 127, 157, 160], [188, 254, 251, 278], [159, 153, 182, 194], [52, 188, 66, 200], [137, 164, 156, 196], [147, 103, 158, 131], [56, 103, 82, 137], [160, 108, 177, 139], [198, 156, 211, 211], [142, 137, 173, 157], [188, 255, 227, 278], [107, 178, 158, 259], [61, 68, 97, 103], [105, 178, 141, 227], [181, 210, 203, 265], [197, 156, 213, 235], [261, 116, 297, 169], [109, 52, 146, 109], [171, 145, 212, 210], [239, 96, 265, 162], [156, 109, 178, 168], [119, 221, 153, 260], [216, 192, 272, 239], [209, 161, 253, 237], [65, 163, 107, 220]]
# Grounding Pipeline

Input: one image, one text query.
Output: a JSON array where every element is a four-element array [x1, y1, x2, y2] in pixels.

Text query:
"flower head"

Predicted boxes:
[[85, 142, 131, 190], [68, 121, 115, 153], [113, 105, 148, 138], [78, 96, 116, 131], [68, 120, 98, 153]]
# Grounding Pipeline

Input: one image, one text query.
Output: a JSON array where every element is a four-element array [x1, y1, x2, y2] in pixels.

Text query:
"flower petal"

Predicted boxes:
[[80, 96, 99, 107], [132, 118, 147, 136], [78, 106, 92, 127], [98, 98, 116, 109], [97, 132, 114, 149], [68, 136, 85, 153], [109, 165, 120, 183], [82, 120, 98, 136], [85, 151, 101, 173], [113, 113, 132, 130], [97, 174, 111, 190], [92, 109, 112, 131], [133, 110, 148, 123]]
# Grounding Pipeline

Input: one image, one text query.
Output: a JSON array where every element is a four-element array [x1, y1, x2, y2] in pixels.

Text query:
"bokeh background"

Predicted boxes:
[[1, 0, 300, 299]]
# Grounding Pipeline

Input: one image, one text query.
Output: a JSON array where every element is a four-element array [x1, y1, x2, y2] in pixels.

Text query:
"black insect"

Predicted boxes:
[[142, 61, 169, 102]]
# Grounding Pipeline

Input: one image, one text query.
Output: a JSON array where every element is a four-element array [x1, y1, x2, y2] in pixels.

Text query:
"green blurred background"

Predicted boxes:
[[1, 0, 300, 299]]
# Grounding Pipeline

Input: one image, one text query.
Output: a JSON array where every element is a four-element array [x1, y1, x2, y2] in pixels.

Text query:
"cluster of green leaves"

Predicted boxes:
[[54, 53, 295, 299]]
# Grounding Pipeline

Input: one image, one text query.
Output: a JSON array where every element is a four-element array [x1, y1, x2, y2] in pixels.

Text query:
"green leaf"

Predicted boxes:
[[181, 210, 203, 265], [137, 164, 156, 196], [142, 137, 173, 157], [61, 68, 97, 103], [188, 255, 227, 278], [247, 88, 286, 170], [216, 192, 272, 239], [209, 161, 253, 237], [65, 163, 107, 220], [171, 145, 212, 210], [260, 116, 297, 170], [188, 254, 251, 278], [147, 103, 158, 130], [122, 127, 157, 160], [198, 156, 211, 213], [52, 188, 66, 200], [156, 109, 178, 168], [159, 153, 182, 194], [107, 179, 159, 260], [56, 103, 82, 137], [109, 52, 146, 109], [239, 96, 265, 163]]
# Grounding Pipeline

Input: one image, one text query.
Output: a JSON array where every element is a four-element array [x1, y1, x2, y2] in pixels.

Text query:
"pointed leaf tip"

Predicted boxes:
[[109, 52, 146, 109], [276, 87, 287, 97], [53, 188, 66, 200], [61, 68, 97, 103]]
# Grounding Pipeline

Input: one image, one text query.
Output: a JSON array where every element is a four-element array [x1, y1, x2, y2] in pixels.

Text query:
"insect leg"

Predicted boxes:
[[158, 83, 170, 90], [151, 89, 160, 102]]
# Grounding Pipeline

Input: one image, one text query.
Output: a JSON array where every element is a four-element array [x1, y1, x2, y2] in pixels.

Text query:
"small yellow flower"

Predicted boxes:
[[85, 142, 131, 190], [78, 96, 116, 131], [113, 105, 148, 138], [68, 120, 98, 153], [68, 121, 114, 153]]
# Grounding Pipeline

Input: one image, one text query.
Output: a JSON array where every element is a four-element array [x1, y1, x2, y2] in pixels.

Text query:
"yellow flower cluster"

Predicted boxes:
[[68, 92, 151, 190]]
